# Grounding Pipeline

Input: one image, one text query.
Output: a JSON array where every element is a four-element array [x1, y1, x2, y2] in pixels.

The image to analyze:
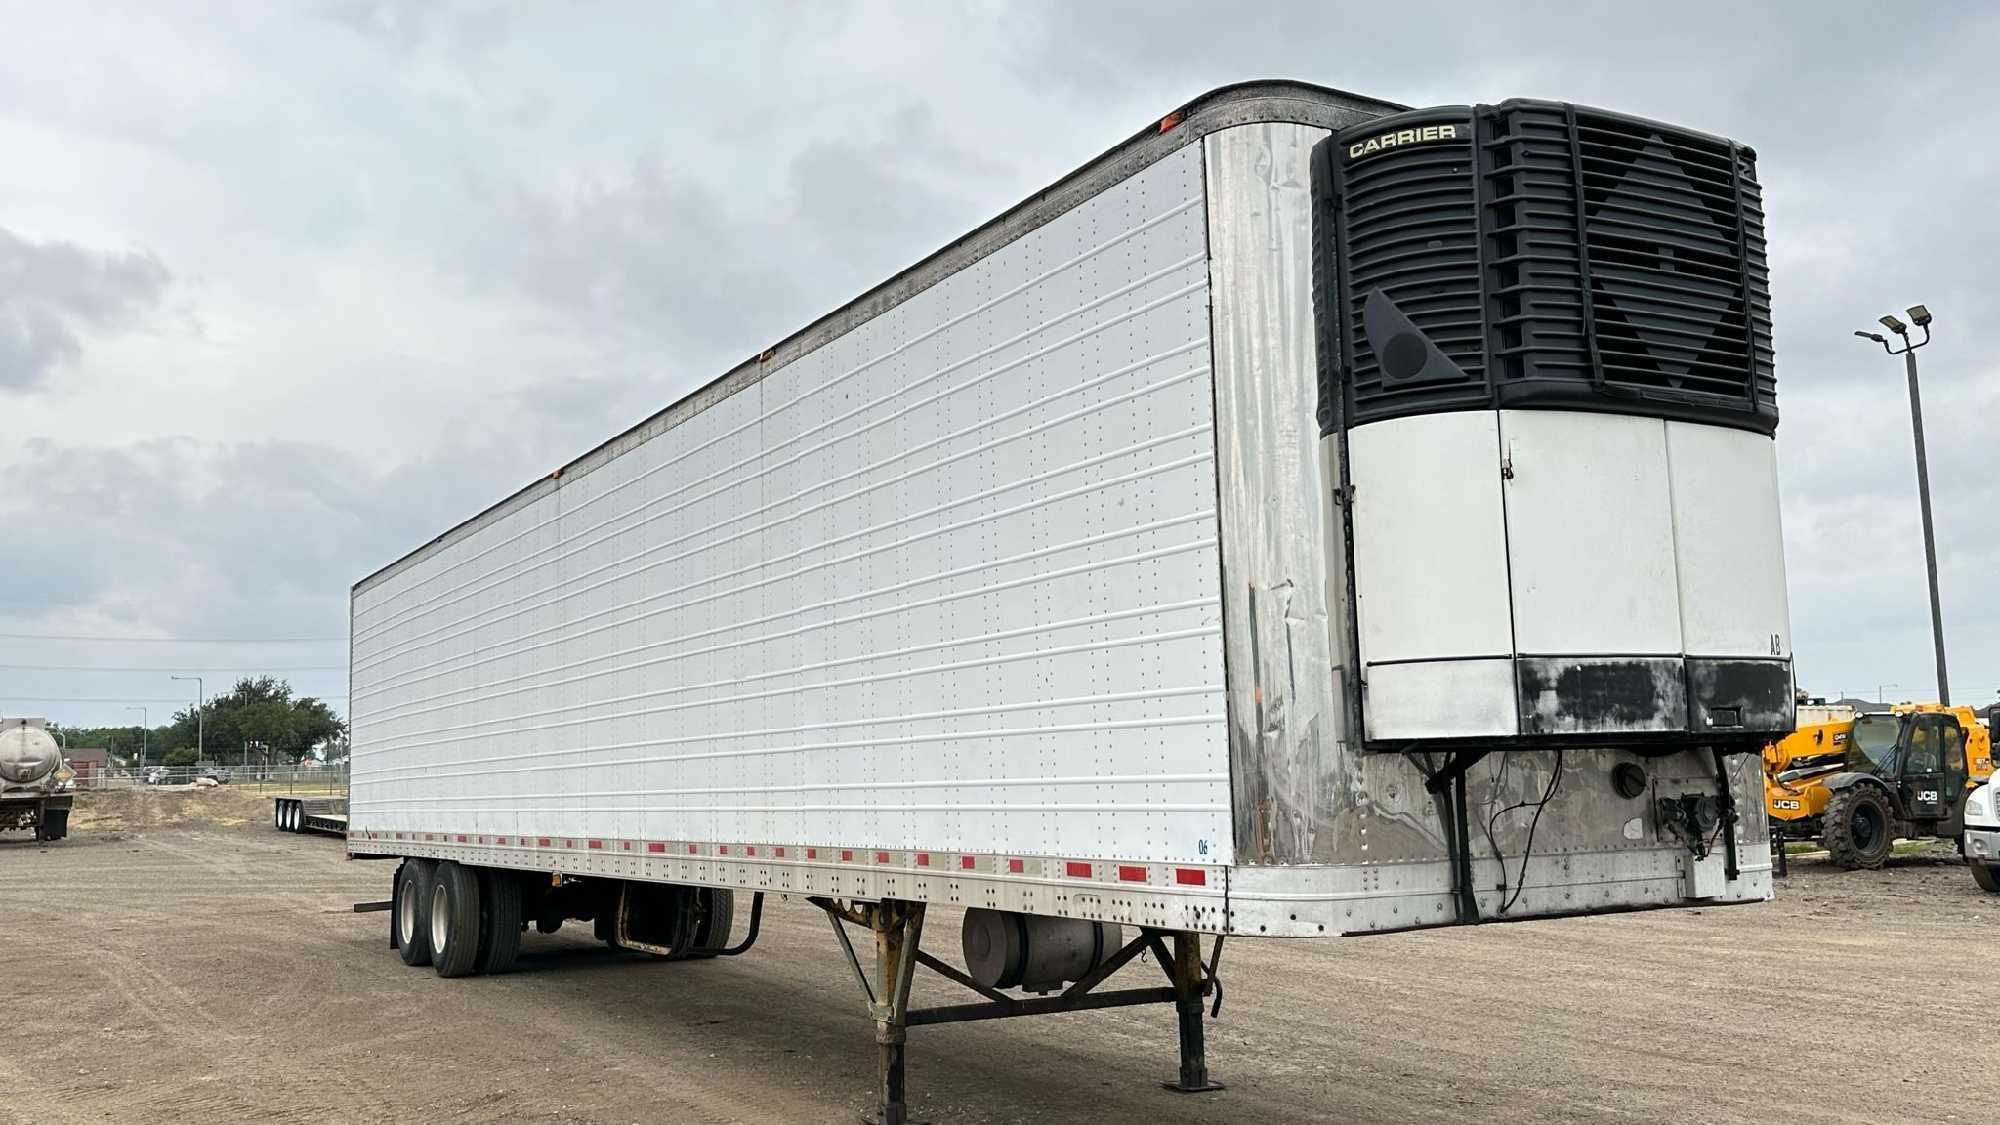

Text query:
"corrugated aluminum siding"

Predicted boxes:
[[349, 147, 1233, 866]]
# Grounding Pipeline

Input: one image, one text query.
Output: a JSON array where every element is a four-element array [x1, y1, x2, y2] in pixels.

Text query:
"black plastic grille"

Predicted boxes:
[[1326, 99, 1777, 433], [1330, 111, 1489, 420]]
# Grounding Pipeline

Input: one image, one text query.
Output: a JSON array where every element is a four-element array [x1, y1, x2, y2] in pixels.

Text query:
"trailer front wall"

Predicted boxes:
[[1205, 122, 1774, 930], [349, 146, 1237, 877]]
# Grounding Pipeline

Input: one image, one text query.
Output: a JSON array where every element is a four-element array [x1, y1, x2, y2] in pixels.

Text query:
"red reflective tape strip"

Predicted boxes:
[[807, 847, 818, 859], [841, 850, 854, 862], [456, 835, 468, 843], [775, 846, 786, 858], [875, 851, 890, 865], [960, 855, 976, 870], [563, 840, 574, 848], [1008, 858, 1025, 874], [1175, 868, 1207, 886], [747, 846, 757, 857], [1066, 861, 1093, 879], [537, 837, 551, 848], [587, 840, 603, 850], [620, 841, 631, 851], [647, 842, 666, 854], [916, 853, 930, 867], [1118, 865, 1148, 883], [718, 845, 730, 855], [687, 844, 698, 854]]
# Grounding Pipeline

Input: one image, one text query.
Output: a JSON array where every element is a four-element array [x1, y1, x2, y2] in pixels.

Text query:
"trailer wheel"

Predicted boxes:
[[1972, 859, 2000, 893], [690, 888, 734, 956], [430, 862, 483, 978], [1824, 786, 1894, 870], [396, 858, 437, 966], [475, 868, 524, 974], [34, 809, 68, 842], [274, 800, 285, 830]]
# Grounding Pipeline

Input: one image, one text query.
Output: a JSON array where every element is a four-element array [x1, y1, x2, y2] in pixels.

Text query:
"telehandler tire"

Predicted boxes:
[[1824, 786, 1894, 870]]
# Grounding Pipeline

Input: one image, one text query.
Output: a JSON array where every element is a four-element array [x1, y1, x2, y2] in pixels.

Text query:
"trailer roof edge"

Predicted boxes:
[[353, 79, 1403, 596]]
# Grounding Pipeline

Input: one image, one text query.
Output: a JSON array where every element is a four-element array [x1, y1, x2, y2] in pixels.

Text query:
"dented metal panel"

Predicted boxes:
[[1204, 122, 1350, 866]]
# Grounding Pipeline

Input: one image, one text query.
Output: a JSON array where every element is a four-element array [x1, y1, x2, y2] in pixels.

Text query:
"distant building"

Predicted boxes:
[[66, 746, 111, 778], [1829, 697, 1893, 715]]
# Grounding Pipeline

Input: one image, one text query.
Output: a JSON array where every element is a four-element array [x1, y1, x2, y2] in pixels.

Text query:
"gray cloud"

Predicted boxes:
[[451, 101, 1008, 371], [3, 1, 1997, 718], [0, 227, 168, 390], [316, 0, 512, 56], [0, 433, 535, 716]]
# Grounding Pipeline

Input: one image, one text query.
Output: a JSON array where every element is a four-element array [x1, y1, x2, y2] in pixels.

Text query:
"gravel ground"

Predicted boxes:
[[2, 790, 1995, 1124]]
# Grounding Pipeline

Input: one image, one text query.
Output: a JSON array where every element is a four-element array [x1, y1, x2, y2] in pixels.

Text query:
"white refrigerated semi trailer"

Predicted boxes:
[[349, 81, 1792, 1121]]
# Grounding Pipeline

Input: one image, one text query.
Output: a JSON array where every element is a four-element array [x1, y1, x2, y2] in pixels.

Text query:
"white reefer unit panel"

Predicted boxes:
[[350, 85, 1782, 940]]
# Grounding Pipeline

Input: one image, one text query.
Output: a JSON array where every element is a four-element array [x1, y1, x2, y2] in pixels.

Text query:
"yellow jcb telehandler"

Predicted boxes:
[[1765, 703, 1994, 869]]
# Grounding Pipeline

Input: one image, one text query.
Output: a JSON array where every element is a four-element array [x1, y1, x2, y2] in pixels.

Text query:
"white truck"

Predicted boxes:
[[1964, 775, 2000, 891], [347, 81, 1792, 1122]]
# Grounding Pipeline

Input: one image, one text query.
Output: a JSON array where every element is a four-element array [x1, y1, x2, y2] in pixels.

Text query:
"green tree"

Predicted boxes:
[[163, 747, 199, 767], [163, 677, 347, 766]]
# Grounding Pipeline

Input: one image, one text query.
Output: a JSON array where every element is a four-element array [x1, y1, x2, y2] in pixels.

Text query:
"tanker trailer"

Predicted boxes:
[[0, 718, 73, 841]]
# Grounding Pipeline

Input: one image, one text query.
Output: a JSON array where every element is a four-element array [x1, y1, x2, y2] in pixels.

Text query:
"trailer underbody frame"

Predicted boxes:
[[808, 895, 1222, 1125]]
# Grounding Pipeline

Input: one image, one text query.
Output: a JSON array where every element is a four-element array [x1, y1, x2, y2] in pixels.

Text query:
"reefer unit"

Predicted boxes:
[[1328, 102, 1790, 749], [348, 83, 1788, 943]]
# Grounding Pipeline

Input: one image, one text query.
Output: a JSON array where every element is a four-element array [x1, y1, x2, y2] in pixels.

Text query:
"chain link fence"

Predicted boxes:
[[73, 764, 349, 795]]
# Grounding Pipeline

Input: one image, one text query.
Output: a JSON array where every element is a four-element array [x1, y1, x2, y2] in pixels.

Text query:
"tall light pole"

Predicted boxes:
[[125, 705, 148, 772], [1855, 304, 1949, 706], [1876, 683, 1901, 705], [171, 674, 205, 764]]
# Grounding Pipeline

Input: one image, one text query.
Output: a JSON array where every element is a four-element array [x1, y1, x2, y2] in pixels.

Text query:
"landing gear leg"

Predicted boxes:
[[819, 897, 927, 1125], [1164, 931, 1224, 1093]]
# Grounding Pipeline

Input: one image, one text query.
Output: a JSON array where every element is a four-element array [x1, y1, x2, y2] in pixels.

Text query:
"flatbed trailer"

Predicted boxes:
[[346, 80, 1792, 1122], [273, 796, 348, 837]]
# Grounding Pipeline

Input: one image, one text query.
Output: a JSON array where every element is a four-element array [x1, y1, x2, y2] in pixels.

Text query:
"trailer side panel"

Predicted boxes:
[[350, 147, 1235, 881]]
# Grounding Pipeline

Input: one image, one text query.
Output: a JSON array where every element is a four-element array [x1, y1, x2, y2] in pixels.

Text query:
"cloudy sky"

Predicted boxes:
[[3, 0, 1996, 729]]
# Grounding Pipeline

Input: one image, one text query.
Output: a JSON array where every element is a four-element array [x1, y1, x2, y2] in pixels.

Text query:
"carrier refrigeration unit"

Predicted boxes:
[[346, 81, 1789, 1122]]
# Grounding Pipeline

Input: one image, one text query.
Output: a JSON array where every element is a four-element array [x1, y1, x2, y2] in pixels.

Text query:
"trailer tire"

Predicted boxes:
[[475, 868, 524, 974], [34, 809, 68, 842], [396, 858, 437, 966], [430, 862, 483, 978], [1824, 785, 1894, 870], [1971, 859, 2000, 893], [690, 888, 734, 956]]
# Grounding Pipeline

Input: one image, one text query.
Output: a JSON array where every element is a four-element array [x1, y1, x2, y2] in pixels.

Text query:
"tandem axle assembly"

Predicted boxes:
[[809, 897, 1224, 1125]]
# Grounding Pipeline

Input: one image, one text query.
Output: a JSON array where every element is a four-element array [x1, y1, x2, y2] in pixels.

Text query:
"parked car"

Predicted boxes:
[[1961, 780, 1999, 891], [143, 767, 169, 785]]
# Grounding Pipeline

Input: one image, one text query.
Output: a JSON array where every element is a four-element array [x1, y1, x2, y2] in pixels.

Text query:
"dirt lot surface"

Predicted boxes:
[[3, 791, 1995, 1124]]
